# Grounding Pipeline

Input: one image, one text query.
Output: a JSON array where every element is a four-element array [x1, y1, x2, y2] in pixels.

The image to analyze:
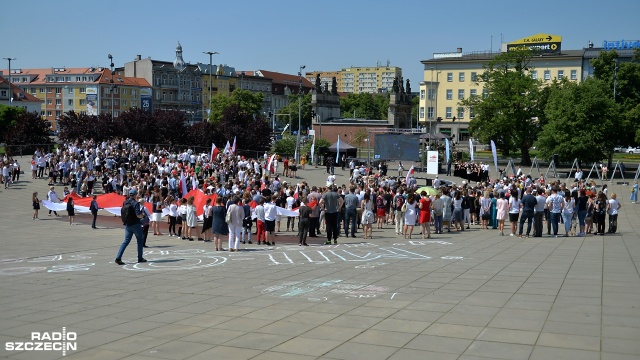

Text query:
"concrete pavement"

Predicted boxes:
[[1, 157, 639, 359]]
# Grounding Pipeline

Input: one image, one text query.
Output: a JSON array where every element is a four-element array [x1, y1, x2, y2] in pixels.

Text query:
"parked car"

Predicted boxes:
[[627, 147, 640, 154], [614, 146, 625, 153]]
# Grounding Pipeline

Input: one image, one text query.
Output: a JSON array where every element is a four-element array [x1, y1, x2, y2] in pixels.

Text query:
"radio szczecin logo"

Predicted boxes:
[[5, 327, 77, 356]]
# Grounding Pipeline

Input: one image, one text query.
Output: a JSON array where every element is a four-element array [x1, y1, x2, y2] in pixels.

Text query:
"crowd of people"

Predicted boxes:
[[2, 137, 636, 265]]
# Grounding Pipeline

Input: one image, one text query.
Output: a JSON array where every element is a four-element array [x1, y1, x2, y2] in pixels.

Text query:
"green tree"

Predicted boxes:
[[209, 89, 264, 123], [272, 134, 297, 157], [276, 93, 312, 133], [591, 49, 640, 146], [340, 93, 388, 120], [0, 104, 26, 141], [536, 78, 619, 163], [460, 49, 547, 165], [4, 110, 52, 155]]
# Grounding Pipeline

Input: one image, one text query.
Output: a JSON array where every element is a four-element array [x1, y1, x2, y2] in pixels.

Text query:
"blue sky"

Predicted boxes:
[[2, 0, 638, 85]]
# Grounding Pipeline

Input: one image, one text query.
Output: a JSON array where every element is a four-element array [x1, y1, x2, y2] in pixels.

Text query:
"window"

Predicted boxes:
[[67, 99, 73, 106], [47, 111, 52, 117], [0, 90, 6, 97], [482, 89, 488, 98], [122, 100, 127, 107], [419, 107, 425, 119], [445, 107, 452, 119], [40, 88, 45, 93], [428, 88, 435, 100], [68, 87, 73, 94], [103, 100, 109, 107], [76, 77, 81, 81], [570, 70, 577, 80], [471, 72, 477, 82], [459, 72, 465, 82], [79, 99, 86, 106], [420, 89, 425, 100], [55, 87, 61, 94], [458, 89, 465, 100], [427, 107, 434, 119], [457, 107, 464, 119], [531, 70, 538, 79], [47, 99, 52, 105], [470, 89, 477, 98], [447, 72, 453, 82], [558, 70, 564, 80], [56, 111, 61, 117], [122, 88, 128, 95], [162, 91, 166, 100], [132, 89, 137, 97], [544, 70, 550, 80], [446, 89, 453, 100], [79, 88, 86, 94], [65, 77, 71, 82], [47, 88, 52, 93], [470, 107, 475, 119]]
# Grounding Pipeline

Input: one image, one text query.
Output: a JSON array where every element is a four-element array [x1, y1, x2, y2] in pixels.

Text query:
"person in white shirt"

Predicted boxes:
[[607, 193, 621, 233], [264, 196, 278, 246]]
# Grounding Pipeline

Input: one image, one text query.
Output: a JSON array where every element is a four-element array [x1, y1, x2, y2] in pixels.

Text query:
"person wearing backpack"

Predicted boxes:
[[115, 189, 147, 265]]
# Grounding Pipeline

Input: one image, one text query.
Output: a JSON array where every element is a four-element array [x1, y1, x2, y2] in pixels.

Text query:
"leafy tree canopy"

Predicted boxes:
[[0, 104, 26, 141], [276, 93, 312, 133], [209, 89, 263, 123], [3, 110, 52, 155], [461, 49, 549, 165], [340, 93, 389, 120], [536, 78, 619, 163]]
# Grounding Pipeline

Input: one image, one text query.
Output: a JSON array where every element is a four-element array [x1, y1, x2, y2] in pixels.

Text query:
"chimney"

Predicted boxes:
[[457, 47, 462, 53], [136, 55, 142, 61]]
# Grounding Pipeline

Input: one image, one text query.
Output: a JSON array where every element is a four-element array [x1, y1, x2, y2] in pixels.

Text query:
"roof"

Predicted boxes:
[[421, 49, 585, 64], [0, 75, 42, 103], [254, 70, 313, 88], [96, 69, 151, 87], [328, 140, 356, 151], [0, 67, 107, 85]]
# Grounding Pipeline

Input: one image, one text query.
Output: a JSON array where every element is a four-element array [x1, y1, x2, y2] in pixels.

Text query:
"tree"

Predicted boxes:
[[536, 78, 619, 163], [215, 105, 272, 154], [272, 134, 297, 157], [591, 49, 640, 147], [209, 89, 264, 123], [4, 110, 52, 155], [301, 137, 331, 158], [460, 49, 547, 165], [276, 93, 312, 133], [340, 93, 388, 120], [0, 104, 25, 141]]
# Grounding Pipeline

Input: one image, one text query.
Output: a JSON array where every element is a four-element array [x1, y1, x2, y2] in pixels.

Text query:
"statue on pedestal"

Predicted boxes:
[[315, 74, 322, 93], [331, 77, 338, 95], [406, 79, 411, 95], [392, 77, 399, 93]]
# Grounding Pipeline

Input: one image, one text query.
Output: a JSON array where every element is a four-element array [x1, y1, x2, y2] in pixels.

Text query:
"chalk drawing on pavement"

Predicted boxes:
[[260, 279, 394, 302]]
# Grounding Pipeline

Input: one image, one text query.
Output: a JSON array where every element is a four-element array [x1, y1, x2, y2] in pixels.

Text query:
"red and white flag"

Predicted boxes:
[[405, 165, 415, 185], [267, 154, 276, 174], [231, 136, 237, 155], [223, 141, 231, 155], [293, 184, 299, 200], [210, 143, 219, 160], [180, 171, 188, 197]]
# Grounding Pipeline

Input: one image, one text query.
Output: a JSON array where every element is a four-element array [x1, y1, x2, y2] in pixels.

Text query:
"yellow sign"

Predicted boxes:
[[509, 33, 562, 45]]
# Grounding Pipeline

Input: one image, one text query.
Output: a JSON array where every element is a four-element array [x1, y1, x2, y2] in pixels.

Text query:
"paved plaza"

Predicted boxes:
[[1, 156, 639, 360]]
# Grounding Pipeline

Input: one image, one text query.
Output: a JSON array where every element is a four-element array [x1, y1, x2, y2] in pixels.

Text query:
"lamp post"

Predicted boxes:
[[108, 54, 116, 120], [3, 57, 16, 95], [203, 51, 219, 121], [429, 67, 434, 135], [296, 65, 305, 163]]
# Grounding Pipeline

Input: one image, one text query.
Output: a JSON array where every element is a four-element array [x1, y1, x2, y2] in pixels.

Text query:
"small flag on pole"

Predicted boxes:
[[405, 165, 415, 185]]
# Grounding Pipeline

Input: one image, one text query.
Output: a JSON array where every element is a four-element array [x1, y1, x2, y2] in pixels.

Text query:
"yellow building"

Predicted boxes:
[[305, 71, 341, 92], [419, 34, 583, 142]]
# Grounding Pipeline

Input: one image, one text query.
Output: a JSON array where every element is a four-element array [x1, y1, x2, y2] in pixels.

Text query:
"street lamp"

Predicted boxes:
[[108, 54, 116, 120], [296, 65, 305, 163], [429, 67, 434, 135], [203, 51, 219, 121], [3, 57, 16, 93]]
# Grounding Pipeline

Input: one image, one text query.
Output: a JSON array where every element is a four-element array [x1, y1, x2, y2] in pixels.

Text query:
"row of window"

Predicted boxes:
[[444, 69, 578, 82], [419, 106, 474, 120]]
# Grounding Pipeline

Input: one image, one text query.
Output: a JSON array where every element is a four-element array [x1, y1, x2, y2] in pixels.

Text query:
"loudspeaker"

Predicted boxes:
[[553, 154, 559, 165]]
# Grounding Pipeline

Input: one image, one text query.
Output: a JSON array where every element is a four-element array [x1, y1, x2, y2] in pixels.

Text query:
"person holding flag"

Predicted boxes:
[[405, 164, 415, 189]]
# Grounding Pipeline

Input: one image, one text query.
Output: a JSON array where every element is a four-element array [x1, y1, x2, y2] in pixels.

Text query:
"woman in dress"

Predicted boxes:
[[185, 196, 197, 240], [489, 193, 498, 229], [201, 198, 213, 242], [211, 197, 228, 251], [479, 191, 491, 229], [32, 192, 40, 220], [403, 192, 418, 239], [630, 181, 638, 204], [508, 190, 521, 236], [418, 191, 431, 238], [496, 192, 508, 235], [66, 197, 75, 225], [361, 190, 374, 239]]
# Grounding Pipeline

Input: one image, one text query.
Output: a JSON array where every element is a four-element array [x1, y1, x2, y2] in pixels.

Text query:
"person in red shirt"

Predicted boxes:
[[418, 191, 432, 239]]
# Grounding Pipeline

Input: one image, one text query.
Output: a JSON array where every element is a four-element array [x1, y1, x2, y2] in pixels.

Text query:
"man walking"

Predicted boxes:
[[344, 186, 358, 238], [115, 189, 147, 265]]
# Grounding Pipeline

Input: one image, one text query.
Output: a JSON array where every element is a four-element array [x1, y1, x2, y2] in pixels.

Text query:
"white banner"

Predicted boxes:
[[427, 151, 438, 175]]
